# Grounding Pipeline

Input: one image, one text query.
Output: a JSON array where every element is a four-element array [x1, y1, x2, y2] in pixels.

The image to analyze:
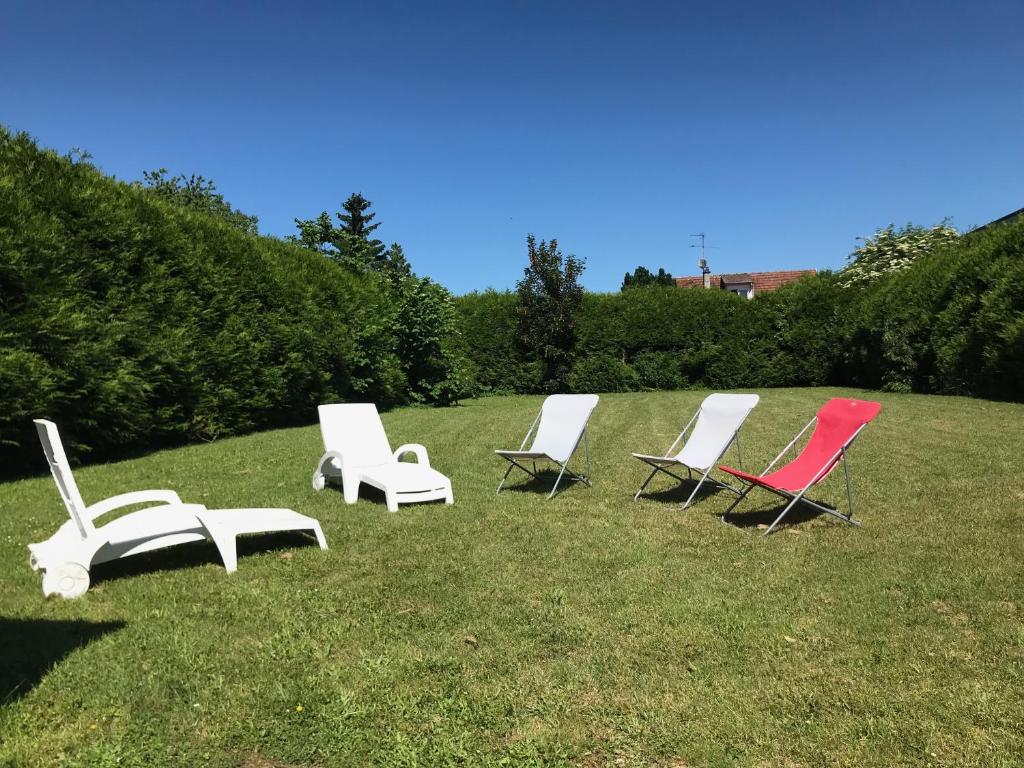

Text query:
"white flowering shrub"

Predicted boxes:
[[841, 221, 959, 288]]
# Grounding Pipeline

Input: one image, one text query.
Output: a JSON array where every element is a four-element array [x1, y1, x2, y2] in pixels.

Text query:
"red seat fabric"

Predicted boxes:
[[720, 398, 881, 493]]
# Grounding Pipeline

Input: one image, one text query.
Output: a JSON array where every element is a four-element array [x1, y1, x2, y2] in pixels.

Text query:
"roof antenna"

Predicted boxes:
[[690, 233, 710, 286]]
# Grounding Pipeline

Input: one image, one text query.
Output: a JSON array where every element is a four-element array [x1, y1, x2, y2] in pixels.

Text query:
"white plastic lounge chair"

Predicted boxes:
[[495, 394, 599, 498], [632, 393, 759, 508], [29, 419, 327, 598], [311, 403, 453, 513]]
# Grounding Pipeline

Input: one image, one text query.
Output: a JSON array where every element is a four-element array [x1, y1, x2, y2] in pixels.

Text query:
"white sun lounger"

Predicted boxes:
[[311, 403, 453, 513], [632, 393, 759, 508], [28, 419, 327, 598], [495, 394, 599, 498]]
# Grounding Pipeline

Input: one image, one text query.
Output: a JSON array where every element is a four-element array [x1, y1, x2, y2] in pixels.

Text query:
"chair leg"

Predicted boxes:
[[762, 493, 805, 537], [681, 466, 714, 511], [634, 466, 661, 501], [721, 483, 754, 522], [548, 461, 570, 499], [496, 463, 514, 495]]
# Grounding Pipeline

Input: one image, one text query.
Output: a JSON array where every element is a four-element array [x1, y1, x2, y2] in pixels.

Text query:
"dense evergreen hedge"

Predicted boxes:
[[456, 219, 1023, 402], [3, 124, 1021, 477], [0, 127, 417, 474]]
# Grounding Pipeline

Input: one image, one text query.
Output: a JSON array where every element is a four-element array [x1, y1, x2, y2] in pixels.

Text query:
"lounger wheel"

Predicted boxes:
[[312, 472, 326, 491], [41, 561, 90, 599]]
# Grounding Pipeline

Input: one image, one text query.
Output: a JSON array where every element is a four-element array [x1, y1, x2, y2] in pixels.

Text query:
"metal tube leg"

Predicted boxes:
[[548, 461, 570, 499], [762, 494, 804, 537], [721, 483, 754, 521], [682, 466, 714, 510], [842, 453, 854, 520], [496, 463, 514, 495], [634, 466, 660, 501], [584, 431, 591, 482]]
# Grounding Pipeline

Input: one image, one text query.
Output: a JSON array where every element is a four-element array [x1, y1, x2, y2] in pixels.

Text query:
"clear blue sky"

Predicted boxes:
[[2, 1, 1021, 293]]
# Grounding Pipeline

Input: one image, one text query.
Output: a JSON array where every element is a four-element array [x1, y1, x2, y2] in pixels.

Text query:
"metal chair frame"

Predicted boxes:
[[496, 406, 593, 499], [633, 406, 747, 509], [721, 416, 868, 537]]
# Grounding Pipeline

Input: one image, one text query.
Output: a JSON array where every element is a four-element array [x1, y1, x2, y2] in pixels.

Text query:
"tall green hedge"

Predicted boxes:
[[840, 219, 1024, 399], [456, 219, 1024, 402], [0, 127, 418, 475]]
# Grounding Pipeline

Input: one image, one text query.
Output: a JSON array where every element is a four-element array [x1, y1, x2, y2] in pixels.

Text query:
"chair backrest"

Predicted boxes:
[[318, 403, 394, 468], [528, 394, 600, 464], [769, 398, 881, 490], [676, 393, 760, 470], [33, 419, 93, 538]]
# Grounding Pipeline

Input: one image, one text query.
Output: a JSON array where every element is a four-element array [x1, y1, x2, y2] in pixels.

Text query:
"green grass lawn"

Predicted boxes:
[[1, 388, 1022, 767]]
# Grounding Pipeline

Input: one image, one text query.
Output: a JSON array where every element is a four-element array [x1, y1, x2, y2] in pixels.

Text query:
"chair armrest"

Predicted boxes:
[[393, 443, 430, 466], [85, 489, 183, 519], [315, 450, 347, 473]]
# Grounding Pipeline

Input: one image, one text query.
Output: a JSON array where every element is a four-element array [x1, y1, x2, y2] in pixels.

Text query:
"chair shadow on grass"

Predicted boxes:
[[721, 498, 827, 530], [638, 477, 727, 506], [1, 617, 126, 705], [321, 482, 450, 511], [499, 467, 589, 497], [91, 531, 322, 586]]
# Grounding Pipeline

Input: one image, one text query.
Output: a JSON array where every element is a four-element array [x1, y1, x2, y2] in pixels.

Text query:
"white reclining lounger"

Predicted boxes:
[[632, 393, 759, 509], [495, 394, 599, 499], [29, 419, 327, 598], [312, 403, 454, 513]]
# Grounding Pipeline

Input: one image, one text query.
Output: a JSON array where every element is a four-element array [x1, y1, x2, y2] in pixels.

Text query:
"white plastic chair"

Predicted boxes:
[[312, 403, 453, 513], [495, 394, 599, 498], [632, 393, 759, 508], [28, 419, 327, 598]]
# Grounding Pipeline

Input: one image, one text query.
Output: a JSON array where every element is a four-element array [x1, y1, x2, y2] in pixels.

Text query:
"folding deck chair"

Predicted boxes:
[[29, 419, 327, 598], [632, 393, 759, 508], [719, 398, 881, 536], [495, 394, 599, 498], [312, 403, 454, 513]]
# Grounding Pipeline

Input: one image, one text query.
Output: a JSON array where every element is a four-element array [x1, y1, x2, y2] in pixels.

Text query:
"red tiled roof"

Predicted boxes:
[[674, 269, 815, 293], [750, 269, 816, 292], [675, 276, 705, 288]]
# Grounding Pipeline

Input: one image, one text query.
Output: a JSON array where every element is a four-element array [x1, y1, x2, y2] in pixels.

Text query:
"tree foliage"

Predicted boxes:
[[458, 217, 1023, 402], [139, 168, 258, 234], [515, 235, 586, 392], [840, 221, 959, 288], [0, 127, 467, 476], [292, 192, 388, 270], [621, 265, 674, 290]]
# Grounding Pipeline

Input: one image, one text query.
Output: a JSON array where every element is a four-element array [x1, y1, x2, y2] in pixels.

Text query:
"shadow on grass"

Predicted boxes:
[[498, 468, 589, 498], [1, 617, 126, 704], [721, 498, 829, 530], [91, 531, 323, 585], [321, 483, 451, 511], [639, 479, 729, 506]]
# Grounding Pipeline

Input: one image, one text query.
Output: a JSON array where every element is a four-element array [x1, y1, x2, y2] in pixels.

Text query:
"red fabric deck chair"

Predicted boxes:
[[719, 398, 881, 536]]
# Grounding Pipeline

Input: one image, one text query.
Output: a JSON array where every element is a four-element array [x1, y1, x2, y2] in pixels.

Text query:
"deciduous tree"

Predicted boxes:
[[516, 235, 586, 391]]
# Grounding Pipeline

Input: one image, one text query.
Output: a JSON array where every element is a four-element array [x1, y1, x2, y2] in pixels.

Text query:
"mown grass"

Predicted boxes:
[[1, 388, 1022, 767]]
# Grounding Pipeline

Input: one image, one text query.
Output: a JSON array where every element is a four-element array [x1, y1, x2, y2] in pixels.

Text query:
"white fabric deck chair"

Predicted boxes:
[[495, 394, 599, 498], [311, 403, 453, 513], [29, 419, 327, 598], [632, 393, 759, 509]]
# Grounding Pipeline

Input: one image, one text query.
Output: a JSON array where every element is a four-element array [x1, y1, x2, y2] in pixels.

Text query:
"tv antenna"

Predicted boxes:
[[690, 233, 710, 274]]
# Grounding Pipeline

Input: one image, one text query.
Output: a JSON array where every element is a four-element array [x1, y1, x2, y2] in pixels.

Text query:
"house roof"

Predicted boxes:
[[674, 269, 815, 292]]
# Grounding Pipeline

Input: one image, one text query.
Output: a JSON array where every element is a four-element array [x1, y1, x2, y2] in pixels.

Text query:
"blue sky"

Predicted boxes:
[[2, 1, 1022, 293]]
